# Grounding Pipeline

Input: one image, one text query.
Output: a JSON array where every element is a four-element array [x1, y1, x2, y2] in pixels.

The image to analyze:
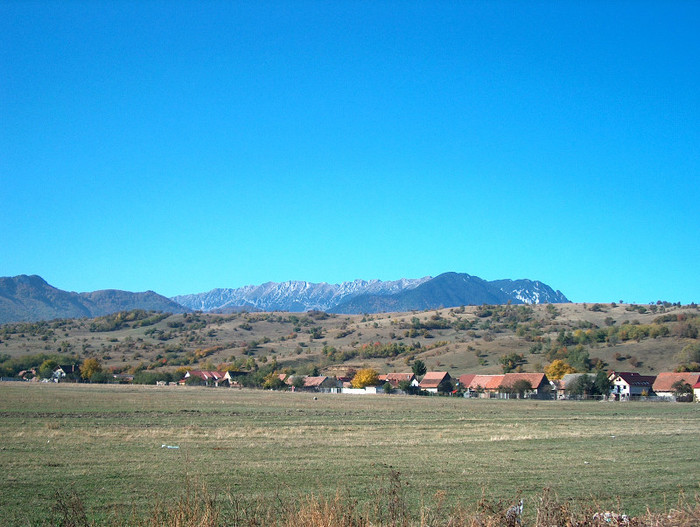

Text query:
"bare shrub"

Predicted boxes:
[[52, 488, 89, 527], [51, 474, 700, 527]]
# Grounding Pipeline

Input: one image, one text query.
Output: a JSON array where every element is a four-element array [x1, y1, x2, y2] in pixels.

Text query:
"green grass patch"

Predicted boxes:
[[1, 383, 699, 525]]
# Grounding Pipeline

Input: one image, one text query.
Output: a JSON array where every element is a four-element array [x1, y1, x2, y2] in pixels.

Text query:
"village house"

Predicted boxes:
[[378, 373, 418, 389], [498, 373, 551, 398], [457, 374, 476, 390], [300, 376, 341, 393], [418, 371, 452, 393], [18, 369, 37, 381], [608, 371, 656, 399], [652, 372, 700, 399], [53, 364, 80, 382], [460, 373, 551, 398], [556, 373, 595, 399], [463, 374, 503, 397], [181, 370, 227, 387], [694, 380, 700, 402]]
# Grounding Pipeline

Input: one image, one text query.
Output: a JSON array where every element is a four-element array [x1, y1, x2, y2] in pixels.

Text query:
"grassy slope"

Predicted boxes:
[[1, 383, 699, 525], [1, 302, 698, 377]]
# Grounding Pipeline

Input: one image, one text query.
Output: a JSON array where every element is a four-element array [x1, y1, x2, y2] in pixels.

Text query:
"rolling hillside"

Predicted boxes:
[[2, 301, 697, 380]]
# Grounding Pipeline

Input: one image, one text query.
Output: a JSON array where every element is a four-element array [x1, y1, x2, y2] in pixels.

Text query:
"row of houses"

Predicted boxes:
[[603, 371, 700, 400], [43, 364, 700, 401], [182, 369, 700, 401]]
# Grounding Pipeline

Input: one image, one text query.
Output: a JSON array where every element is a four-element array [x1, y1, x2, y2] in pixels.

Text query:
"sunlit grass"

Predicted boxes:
[[1, 382, 699, 525]]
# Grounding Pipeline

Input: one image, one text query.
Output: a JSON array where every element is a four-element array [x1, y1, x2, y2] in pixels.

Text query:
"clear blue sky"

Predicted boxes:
[[1, 1, 698, 304]]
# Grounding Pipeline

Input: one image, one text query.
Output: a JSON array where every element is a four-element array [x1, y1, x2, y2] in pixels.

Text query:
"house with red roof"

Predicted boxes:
[[463, 374, 503, 397], [182, 370, 227, 387], [693, 380, 700, 402], [652, 372, 700, 399], [608, 371, 656, 399], [418, 371, 452, 393], [461, 373, 551, 398], [498, 373, 552, 398], [301, 376, 341, 392], [457, 374, 476, 390], [378, 373, 418, 389]]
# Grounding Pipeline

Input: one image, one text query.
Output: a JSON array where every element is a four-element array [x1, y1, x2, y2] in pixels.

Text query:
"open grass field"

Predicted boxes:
[[1, 382, 699, 525]]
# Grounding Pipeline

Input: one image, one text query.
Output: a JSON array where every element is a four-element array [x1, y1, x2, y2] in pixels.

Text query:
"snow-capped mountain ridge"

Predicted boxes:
[[172, 277, 432, 313], [490, 278, 568, 305], [173, 274, 568, 313]]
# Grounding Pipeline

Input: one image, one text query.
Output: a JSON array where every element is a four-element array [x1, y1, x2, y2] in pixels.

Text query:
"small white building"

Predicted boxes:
[[608, 371, 655, 399], [341, 386, 382, 395], [693, 381, 700, 402], [418, 372, 452, 393]]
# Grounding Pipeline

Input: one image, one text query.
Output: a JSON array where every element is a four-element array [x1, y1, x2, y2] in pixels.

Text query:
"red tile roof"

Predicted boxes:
[[484, 375, 504, 390], [467, 375, 503, 391], [457, 374, 476, 387], [652, 372, 700, 393], [419, 371, 450, 389], [303, 376, 328, 388], [187, 370, 225, 381], [380, 373, 416, 387], [499, 373, 549, 390]]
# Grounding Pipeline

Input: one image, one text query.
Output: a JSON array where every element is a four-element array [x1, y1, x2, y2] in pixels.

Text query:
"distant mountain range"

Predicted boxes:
[[173, 272, 569, 314], [0, 273, 569, 324], [0, 275, 187, 324]]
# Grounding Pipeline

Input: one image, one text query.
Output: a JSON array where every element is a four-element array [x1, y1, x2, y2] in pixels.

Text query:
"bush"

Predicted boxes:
[[48, 473, 700, 527], [134, 371, 174, 384], [88, 370, 114, 384]]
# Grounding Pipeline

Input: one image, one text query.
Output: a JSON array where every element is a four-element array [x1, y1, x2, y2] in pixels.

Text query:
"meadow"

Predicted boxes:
[[1, 382, 699, 525]]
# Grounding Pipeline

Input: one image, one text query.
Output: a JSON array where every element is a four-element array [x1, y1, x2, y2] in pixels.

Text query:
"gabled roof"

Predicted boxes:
[[500, 373, 549, 390], [419, 371, 450, 389], [694, 380, 700, 389], [303, 376, 329, 388], [457, 374, 476, 387], [187, 370, 225, 381], [467, 375, 503, 390], [379, 373, 416, 387], [484, 375, 505, 390], [653, 372, 700, 392], [610, 371, 656, 387]]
